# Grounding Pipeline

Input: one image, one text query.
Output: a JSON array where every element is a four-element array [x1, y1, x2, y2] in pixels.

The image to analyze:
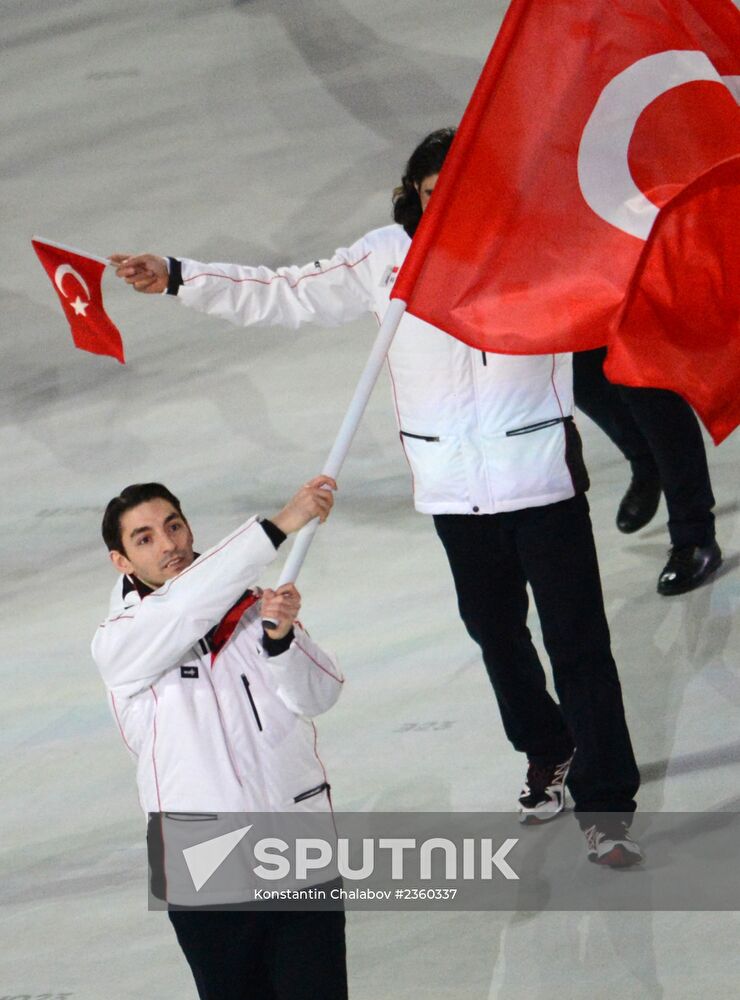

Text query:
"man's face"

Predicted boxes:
[[416, 172, 439, 212], [110, 498, 195, 588]]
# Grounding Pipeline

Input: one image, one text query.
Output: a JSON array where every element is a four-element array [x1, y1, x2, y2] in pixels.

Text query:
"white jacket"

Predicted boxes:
[[91, 516, 343, 816], [171, 224, 588, 515]]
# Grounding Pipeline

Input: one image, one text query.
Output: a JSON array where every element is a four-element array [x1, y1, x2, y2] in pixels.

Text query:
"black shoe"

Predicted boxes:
[[518, 753, 574, 824], [616, 472, 661, 533], [657, 540, 722, 596]]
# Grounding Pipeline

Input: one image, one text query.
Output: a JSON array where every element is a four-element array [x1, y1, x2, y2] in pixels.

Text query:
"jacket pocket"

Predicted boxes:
[[293, 781, 330, 804], [241, 674, 263, 732], [400, 430, 440, 442], [398, 431, 468, 506], [505, 415, 570, 436], [163, 812, 219, 821]]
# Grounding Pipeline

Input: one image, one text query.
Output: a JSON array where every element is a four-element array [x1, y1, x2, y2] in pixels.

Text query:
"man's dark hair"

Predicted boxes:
[[392, 127, 456, 238], [101, 483, 184, 554]]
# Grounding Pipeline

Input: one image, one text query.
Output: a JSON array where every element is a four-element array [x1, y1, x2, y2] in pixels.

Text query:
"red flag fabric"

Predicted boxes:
[[605, 156, 740, 445], [32, 238, 125, 363], [392, 0, 740, 357]]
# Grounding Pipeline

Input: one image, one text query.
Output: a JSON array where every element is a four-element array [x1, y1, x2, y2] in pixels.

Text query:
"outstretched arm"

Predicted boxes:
[[110, 237, 377, 330]]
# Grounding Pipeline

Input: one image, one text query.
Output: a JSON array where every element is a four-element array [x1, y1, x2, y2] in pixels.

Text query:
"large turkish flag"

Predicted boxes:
[[32, 238, 125, 363], [392, 0, 740, 358], [606, 155, 740, 444]]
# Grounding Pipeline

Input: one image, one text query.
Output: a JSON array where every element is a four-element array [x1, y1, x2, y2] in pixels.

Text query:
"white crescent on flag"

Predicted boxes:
[[54, 263, 91, 299], [577, 50, 740, 241]]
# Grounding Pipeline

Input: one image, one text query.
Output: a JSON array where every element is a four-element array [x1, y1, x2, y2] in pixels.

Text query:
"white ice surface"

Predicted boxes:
[[2, 2, 740, 998]]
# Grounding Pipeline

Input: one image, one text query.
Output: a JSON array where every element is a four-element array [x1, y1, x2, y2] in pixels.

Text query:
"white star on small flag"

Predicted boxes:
[[71, 296, 89, 316]]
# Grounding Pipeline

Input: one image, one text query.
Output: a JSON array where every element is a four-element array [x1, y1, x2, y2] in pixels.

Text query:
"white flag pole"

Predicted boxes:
[[32, 235, 113, 267], [276, 297, 408, 588]]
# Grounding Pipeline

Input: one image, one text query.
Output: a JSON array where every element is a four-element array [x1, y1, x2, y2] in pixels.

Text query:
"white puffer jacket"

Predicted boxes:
[[171, 224, 588, 514], [91, 516, 343, 816]]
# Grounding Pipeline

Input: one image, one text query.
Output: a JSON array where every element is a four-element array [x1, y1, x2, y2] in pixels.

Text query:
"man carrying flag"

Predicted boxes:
[[385, 0, 739, 599], [109, 126, 642, 867], [92, 475, 346, 999]]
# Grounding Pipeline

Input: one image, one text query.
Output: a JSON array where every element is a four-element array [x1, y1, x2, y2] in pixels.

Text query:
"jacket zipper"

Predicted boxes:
[[505, 415, 571, 437], [164, 812, 219, 821], [241, 674, 263, 732], [293, 781, 330, 804], [399, 430, 440, 442], [469, 347, 493, 506]]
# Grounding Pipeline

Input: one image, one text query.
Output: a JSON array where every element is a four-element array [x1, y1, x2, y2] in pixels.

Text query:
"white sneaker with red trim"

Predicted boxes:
[[584, 820, 643, 867]]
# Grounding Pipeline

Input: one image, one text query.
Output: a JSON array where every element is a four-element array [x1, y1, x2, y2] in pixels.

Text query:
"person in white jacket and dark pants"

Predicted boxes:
[[92, 475, 348, 1000], [111, 128, 642, 867]]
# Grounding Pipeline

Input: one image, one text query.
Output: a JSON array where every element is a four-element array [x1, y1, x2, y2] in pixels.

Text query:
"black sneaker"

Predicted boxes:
[[616, 470, 661, 534], [584, 819, 643, 867], [518, 753, 574, 825], [657, 540, 722, 596]]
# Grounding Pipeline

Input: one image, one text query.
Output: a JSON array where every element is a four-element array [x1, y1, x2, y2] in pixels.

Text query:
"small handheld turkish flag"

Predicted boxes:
[[32, 237, 125, 363]]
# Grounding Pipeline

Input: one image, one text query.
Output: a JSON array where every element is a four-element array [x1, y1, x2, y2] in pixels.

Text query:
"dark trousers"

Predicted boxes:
[[434, 494, 639, 815], [169, 906, 347, 1000], [573, 347, 715, 548]]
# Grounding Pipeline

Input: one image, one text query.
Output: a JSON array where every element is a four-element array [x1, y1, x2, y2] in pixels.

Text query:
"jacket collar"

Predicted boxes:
[[122, 574, 153, 600], [121, 550, 204, 601]]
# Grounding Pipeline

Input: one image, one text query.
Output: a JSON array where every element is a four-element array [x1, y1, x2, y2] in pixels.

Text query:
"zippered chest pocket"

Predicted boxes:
[[241, 673, 263, 732]]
